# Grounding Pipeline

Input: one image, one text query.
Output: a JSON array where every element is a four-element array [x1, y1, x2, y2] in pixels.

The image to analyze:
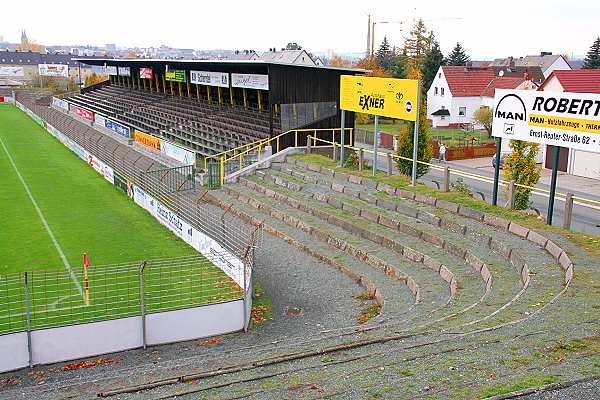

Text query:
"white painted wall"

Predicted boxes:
[[543, 56, 572, 78], [0, 332, 29, 373], [427, 67, 453, 127]]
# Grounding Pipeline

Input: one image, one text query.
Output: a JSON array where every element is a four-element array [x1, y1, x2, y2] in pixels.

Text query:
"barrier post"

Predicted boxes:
[[220, 156, 225, 186], [307, 136, 312, 154], [563, 192, 574, 230], [24, 272, 33, 368], [340, 110, 345, 167], [411, 80, 422, 187], [295, 130, 298, 148], [547, 145, 561, 225], [387, 153, 393, 175], [332, 141, 338, 161], [492, 137, 502, 206], [359, 148, 364, 171], [443, 166, 450, 192], [139, 262, 147, 350], [508, 180, 516, 209], [373, 115, 379, 176]]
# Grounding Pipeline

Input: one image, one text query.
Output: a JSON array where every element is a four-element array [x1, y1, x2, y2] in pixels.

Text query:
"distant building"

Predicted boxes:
[[257, 49, 317, 66], [490, 52, 571, 78], [427, 65, 537, 129], [0, 50, 95, 83], [537, 69, 600, 180], [17, 30, 46, 53]]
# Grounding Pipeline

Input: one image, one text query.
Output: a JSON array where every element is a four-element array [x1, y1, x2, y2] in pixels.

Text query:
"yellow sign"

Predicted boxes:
[[134, 130, 161, 151], [340, 75, 419, 121]]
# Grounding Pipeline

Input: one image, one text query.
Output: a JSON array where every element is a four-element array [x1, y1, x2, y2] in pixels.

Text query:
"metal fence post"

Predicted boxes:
[[359, 148, 364, 171], [563, 192, 574, 230], [24, 272, 33, 368], [373, 115, 379, 176], [340, 110, 345, 167], [139, 261, 147, 350], [443, 166, 450, 192], [387, 153, 393, 175], [508, 180, 516, 209]]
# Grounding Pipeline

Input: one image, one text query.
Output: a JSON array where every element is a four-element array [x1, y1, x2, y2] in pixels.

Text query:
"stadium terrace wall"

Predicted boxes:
[[0, 99, 253, 373]]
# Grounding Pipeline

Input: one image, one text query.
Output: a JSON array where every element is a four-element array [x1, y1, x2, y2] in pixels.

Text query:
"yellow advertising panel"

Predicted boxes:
[[340, 75, 419, 121], [134, 130, 161, 151]]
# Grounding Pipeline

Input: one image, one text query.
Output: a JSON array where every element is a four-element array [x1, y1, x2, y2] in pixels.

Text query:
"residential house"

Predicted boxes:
[[491, 52, 571, 78], [257, 49, 317, 66], [427, 66, 537, 129], [537, 69, 600, 180]]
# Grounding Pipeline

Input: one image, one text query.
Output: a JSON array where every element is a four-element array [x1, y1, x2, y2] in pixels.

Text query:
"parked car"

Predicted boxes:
[[492, 152, 511, 169]]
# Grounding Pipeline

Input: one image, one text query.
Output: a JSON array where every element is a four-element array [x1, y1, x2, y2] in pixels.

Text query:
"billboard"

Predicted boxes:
[[340, 75, 419, 121], [134, 130, 161, 151], [160, 140, 196, 165], [231, 73, 268, 90], [105, 66, 118, 76], [38, 64, 69, 78], [492, 89, 600, 154], [165, 70, 186, 83], [74, 106, 94, 121], [52, 97, 69, 111], [94, 114, 107, 128], [0, 66, 24, 77], [91, 65, 109, 75], [118, 66, 131, 77], [190, 70, 229, 88], [85, 151, 115, 184], [105, 119, 130, 138], [139, 67, 153, 80]]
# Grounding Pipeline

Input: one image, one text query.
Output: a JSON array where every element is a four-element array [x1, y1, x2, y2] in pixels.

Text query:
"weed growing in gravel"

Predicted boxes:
[[354, 291, 375, 301], [481, 375, 559, 398], [357, 304, 382, 324]]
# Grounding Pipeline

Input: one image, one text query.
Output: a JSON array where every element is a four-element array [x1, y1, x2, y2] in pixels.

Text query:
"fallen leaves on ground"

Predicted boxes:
[[197, 337, 224, 347], [62, 357, 114, 371], [251, 304, 272, 324], [0, 377, 22, 387]]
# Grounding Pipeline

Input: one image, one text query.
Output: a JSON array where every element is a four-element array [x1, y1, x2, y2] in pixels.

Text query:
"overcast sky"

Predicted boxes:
[[2, 0, 598, 59]]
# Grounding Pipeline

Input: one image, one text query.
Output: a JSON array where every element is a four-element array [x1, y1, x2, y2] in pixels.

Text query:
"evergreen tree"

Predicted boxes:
[[422, 38, 444, 91], [583, 37, 600, 69], [446, 42, 470, 66], [392, 51, 407, 79], [376, 36, 395, 71], [396, 68, 432, 178]]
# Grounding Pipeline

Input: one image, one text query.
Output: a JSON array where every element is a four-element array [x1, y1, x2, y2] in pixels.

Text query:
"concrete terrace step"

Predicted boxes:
[[208, 189, 416, 319], [224, 183, 454, 316]]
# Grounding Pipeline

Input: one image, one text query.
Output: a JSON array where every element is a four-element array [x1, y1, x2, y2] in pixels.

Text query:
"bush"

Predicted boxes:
[[503, 140, 541, 210]]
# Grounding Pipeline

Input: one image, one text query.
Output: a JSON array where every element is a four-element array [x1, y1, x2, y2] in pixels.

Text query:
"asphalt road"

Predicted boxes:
[[355, 143, 600, 236]]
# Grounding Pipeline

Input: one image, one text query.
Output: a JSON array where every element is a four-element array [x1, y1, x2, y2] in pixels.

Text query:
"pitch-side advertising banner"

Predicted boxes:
[[38, 64, 69, 78], [132, 185, 244, 287], [160, 140, 195, 165], [85, 151, 115, 184], [94, 114, 107, 128], [340, 75, 419, 121], [52, 97, 69, 111], [105, 66, 118, 76], [0, 66, 24, 77], [190, 70, 229, 88], [74, 106, 94, 121], [492, 89, 600, 154], [118, 66, 131, 77], [105, 119, 130, 138], [139, 67, 153, 80], [231, 73, 268, 90], [134, 129, 161, 151]]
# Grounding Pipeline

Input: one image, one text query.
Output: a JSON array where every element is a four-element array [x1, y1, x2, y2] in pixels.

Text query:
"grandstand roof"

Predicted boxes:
[[74, 58, 366, 73]]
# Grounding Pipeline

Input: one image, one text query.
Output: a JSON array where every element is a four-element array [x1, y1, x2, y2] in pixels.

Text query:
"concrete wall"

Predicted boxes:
[[0, 332, 29, 373]]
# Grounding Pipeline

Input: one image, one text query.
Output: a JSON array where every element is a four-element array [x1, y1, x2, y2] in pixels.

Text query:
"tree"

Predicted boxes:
[[328, 54, 351, 68], [354, 56, 392, 78], [396, 68, 432, 178], [392, 53, 406, 79], [376, 36, 395, 71], [473, 107, 493, 137], [403, 19, 433, 74], [422, 38, 444, 91], [284, 42, 302, 50], [503, 140, 541, 210], [583, 37, 600, 69], [84, 72, 108, 88], [446, 42, 470, 66]]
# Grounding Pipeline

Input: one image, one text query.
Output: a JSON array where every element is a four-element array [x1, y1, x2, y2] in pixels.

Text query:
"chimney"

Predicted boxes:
[[465, 61, 473, 68], [508, 56, 515, 70], [541, 51, 552, 57]]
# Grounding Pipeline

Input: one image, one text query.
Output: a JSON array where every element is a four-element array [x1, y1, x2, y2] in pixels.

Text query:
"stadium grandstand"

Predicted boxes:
[[63, 59, 363, 167]]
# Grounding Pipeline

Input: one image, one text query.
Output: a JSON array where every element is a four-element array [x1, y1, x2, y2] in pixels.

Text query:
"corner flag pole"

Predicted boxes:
[[83, 252, 90, 306]]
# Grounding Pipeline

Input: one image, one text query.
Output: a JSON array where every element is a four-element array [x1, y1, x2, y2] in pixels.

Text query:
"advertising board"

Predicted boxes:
[[134, 130, 161, 151], [340, 75, 419, 121], [231, 73, 268, 90], [165, 70, 186, 83], [0, 66, 24, 77], [190, 70, 229, 88], [160, 140, 195, 165], [140, 67, 153, 80], [38, 64, 69, 78], [105, 66, 118, 76], [74, 106, 94, 121], [118, 67, 131, 77], [105, 119, 130, 138], [52, 97, 69, 111]]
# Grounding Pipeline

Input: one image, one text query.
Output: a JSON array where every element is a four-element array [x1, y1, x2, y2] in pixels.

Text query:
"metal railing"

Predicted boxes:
[[0, 254, 243, 336], [204, 127, 353, 186], [307, 135, 600, 222]]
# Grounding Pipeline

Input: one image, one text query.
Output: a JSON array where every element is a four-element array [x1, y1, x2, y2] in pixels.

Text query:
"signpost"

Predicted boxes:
[[491, 89, 600, 224], [339, 75, 419, 183]]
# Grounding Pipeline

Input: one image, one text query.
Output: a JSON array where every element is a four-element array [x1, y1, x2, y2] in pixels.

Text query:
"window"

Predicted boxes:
[[438, 72, 441, 78], [441, 116, 446, 120], [441, 88, 445, 96], [441, 106, 446, 110], [459, 107, 466, 116], [435, 87, 438, 95]]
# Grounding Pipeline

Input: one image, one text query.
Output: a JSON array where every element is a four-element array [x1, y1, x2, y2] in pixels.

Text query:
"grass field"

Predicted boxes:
[[0, 104, 241, 334], [355, 123, 494, 146]]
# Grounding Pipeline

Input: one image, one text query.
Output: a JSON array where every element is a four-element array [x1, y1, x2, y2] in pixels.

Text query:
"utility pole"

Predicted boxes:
[[366, 15, 371, 58]]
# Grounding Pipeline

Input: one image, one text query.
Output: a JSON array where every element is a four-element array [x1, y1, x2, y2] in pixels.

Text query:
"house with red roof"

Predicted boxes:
[[538, 69, 600, 180], [427, 66, 537, 129]]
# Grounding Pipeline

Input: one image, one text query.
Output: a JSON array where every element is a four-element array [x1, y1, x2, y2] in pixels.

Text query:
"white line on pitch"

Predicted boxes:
[[0, 137, 84, 299]]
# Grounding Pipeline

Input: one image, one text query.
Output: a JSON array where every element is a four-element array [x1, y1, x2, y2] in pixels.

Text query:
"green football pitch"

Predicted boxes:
[[0, 104, 241, 334]]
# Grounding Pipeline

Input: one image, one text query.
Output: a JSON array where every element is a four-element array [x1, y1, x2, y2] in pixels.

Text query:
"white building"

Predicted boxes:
[[427, 66, 535, 129], [538, 69, 600, 180], [491, 53, 572, 78]]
